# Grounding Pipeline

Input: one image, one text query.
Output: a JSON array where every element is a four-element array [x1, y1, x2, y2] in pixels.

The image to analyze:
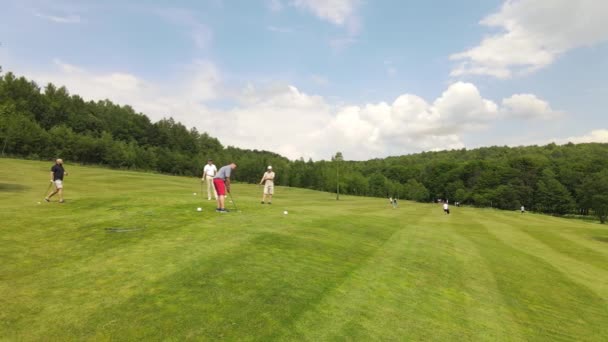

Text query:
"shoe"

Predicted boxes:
[[261, 201, 265, 204], [59, 200, 64, 203], [268, 202, 272, 205], [208, 198, 211, 201], [220, 209, 229, 213], [216, 208, 222, 212], [44, 198, 49, 202]]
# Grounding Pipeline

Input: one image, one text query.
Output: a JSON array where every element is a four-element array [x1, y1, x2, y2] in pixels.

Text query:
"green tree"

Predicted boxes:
[[403, 179, 429, 202], [535, 170, 575, 215], [334, 152, 343, 200], [368, 172, 388, 197], [578, 171, 608, 223]]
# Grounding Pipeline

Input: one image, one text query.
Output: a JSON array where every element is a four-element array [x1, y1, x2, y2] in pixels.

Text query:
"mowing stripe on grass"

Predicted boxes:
[[2, 158, 608, 340]]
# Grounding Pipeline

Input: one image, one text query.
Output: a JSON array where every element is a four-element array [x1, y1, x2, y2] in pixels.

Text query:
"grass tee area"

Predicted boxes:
[[1, 158, 607, 341]]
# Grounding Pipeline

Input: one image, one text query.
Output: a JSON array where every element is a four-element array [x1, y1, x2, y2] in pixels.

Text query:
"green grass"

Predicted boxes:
[[1, 158, 607, 341]]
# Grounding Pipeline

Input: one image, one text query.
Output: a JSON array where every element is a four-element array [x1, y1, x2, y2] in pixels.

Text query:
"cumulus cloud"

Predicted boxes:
[[563, 130, 608, 144], [501, 94, 560, 119], [451, 0, 608, 78], [8, 59, 565, 160], [312, 82, 499, 159], [221, 84, 333, 158], [24, 59, 221, 132]]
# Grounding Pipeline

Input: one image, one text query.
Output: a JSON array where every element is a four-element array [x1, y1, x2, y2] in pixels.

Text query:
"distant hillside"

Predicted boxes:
[[1, 70, 607, 221]]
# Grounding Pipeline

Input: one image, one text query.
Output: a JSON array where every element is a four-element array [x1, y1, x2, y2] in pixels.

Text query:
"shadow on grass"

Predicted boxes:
[[0, 183, 30, 192], [592, 236, 608, 243]]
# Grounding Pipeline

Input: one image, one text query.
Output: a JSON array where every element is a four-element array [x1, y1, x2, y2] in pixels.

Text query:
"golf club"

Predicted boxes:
[[42, 181, 53, 200], [228, 191, 239, 212]]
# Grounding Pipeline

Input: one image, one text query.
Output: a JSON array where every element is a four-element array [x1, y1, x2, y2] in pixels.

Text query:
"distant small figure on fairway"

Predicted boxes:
[[213, 163, 237, 213], [443, 202, 450, 214], [389, 197, 397, 208], [521, 205, 525, 214], [260, 166, 275, 204], [202, 159, 218, 200], [45, 158, 68, 203]]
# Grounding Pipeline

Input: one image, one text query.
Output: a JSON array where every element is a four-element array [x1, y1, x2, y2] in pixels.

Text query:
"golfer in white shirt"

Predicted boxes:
[[202, 159, 218, 200]]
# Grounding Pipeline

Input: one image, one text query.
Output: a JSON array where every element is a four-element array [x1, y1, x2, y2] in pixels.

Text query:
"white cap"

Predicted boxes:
[[267, 166, 272, 169]]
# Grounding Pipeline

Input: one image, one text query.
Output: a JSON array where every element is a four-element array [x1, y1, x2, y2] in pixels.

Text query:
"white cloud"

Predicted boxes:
[[564, 130, 608, 144], [311, 82, 500, 159], [34, 12, 81, 24], [221, 84, 333, 158], [501, 94, 560, 119], [272, 0, 361, 51], [9, 59, 565, 160], [451, 0, 608, 78], [292, 0, 358, 26], [24, 59, 220, 131]]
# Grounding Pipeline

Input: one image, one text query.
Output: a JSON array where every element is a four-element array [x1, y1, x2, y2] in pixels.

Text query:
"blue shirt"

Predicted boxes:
[[51, 164, 65, 181], [214, 165, 232, 180]]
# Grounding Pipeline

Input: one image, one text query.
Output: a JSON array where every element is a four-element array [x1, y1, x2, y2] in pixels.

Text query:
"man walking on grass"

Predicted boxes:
[[213, 163, 237, 212], [443, 201, 450, 214], [202, 159, 218, 200], [45, 158, 68, 203], [260, 166, 275, 204]]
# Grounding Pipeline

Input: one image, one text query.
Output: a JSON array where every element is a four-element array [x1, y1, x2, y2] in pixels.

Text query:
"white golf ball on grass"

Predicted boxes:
[[283, 210, 288, 215], [197, 207, 202, 212]]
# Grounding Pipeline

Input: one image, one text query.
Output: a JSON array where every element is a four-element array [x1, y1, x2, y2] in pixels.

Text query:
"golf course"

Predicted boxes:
[[1, 158, 607, 341]]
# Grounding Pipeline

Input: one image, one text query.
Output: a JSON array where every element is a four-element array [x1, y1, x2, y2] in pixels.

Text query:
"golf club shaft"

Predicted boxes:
[[44, 181, 53, 198], [229, 192, 238, 211]]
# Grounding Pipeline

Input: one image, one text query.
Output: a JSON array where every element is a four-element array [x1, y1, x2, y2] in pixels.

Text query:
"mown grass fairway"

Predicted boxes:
[[1, 158, 608, 341]]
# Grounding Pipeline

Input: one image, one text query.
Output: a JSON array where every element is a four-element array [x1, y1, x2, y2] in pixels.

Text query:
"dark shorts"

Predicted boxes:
[[213, 178, 226, 196]]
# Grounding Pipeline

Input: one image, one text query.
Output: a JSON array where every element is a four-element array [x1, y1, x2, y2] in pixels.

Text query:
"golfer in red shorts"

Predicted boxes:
[[213, 163, 237, 212]]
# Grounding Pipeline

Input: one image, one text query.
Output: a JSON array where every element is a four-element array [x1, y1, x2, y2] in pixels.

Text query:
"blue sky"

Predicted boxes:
[[1, 0, 607, 160]]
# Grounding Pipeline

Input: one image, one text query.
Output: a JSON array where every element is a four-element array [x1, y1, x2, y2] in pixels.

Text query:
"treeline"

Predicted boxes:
[[322, 145, 608, 224], [0, 71, 291, 182], [1, 71, 607, 222]]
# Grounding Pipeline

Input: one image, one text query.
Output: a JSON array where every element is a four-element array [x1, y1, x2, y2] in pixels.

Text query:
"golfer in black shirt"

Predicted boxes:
[[45, 159, 68, 203]]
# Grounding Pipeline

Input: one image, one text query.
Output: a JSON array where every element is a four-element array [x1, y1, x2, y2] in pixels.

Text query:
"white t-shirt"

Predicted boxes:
[[443, 203, 449, 210], [203, 164, 217, 177], [263, 171, 275, 186]]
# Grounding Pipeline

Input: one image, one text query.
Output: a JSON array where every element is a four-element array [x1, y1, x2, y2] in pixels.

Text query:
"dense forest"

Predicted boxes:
[[1, 70, 607, 222]]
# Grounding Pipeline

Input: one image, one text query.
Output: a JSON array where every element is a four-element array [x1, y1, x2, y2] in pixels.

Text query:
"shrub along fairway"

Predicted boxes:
[[1, 158, 608, 341]]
